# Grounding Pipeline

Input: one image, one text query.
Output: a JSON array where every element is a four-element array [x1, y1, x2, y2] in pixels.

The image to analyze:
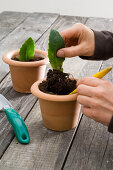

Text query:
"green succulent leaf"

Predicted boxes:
[[48, 29, 65, 72], [19, 37, 35, 61]]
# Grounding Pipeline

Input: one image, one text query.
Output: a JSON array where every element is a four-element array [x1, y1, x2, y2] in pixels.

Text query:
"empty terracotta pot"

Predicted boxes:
[[31, 79, 81, 131], [2, 49, 49, 93]]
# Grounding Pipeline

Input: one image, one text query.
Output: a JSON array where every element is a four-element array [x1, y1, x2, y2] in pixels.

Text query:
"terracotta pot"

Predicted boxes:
[[2, 49, 49, 93], [31, 79, 81, 131]]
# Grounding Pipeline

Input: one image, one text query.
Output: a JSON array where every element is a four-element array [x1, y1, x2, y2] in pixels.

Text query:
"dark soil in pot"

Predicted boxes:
[[12, 56, 44, 62], [39, 69, 77, 95]]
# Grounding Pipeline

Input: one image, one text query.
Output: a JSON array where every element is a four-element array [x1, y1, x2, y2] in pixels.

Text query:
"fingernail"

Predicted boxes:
[[57, 50, 64, 57]]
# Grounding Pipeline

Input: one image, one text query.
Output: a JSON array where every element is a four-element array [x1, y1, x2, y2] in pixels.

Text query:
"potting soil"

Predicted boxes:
[[39, 69, 77, 95]]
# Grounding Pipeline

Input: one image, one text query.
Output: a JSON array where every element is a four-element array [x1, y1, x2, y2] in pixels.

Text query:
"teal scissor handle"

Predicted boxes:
[[5, 108, 30, 144]]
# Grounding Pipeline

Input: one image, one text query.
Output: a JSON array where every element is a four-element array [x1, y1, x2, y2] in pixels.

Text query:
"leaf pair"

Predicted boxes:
[[19, 29, 65, 69]]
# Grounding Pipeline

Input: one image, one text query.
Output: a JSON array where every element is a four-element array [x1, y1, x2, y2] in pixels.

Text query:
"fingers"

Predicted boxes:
[[77, 84, 113, 112], [57, 23, 84, 58], [81, 106, 112, 126], [77, 95, 97, 108], [77, 84, 97, 97], [77, 94, 111, 110], [57, 23, 95, 58], [60, 23, 82, 40], [77, 77, 104, 87], [81, 106, 93, 119], [57, 44, 83, 57]]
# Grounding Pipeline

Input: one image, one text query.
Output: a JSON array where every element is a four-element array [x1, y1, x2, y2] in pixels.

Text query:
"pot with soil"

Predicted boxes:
[[31, 69, 81, 131], [2, 38, 49, 93], [31, 29, 81, 131]]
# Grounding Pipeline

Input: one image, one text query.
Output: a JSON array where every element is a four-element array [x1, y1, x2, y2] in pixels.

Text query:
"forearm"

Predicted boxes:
[[80, 30, 113, 60]]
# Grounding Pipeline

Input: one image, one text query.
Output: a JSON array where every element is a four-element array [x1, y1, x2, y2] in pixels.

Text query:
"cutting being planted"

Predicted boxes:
[[31, 29, 80, 131], [39, 29, 77, 95], [48, 29, 65, 72]]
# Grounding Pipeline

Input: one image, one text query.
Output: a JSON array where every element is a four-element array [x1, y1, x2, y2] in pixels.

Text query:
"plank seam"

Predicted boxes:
[[0, 13, 31, 42], [61, 113, 83, 170], [61, 17, 89, 170], [87, 123, 99, 165], [99, 134, 109, 169], [0, 97, 38, 159], [61, 58, 103, 169], [0, 13, 59, 84], [35, 14, 60, 43], [0, 72, 9, 84]]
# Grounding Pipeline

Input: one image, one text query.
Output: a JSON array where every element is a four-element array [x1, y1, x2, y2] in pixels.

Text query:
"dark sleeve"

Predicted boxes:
[[108, 116, 113, 133], [80, 30, 113, 60]]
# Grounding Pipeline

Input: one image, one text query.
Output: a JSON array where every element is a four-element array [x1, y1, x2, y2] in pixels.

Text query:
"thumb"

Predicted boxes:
[[57, 45, 83, 58]]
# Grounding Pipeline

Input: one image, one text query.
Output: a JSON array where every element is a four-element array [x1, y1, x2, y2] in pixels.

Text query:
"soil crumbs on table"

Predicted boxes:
[[39, 69, 77, 95]]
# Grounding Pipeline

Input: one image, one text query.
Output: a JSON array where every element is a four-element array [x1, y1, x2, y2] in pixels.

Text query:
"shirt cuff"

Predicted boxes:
[[79, 30, 113, 60], [108, 116, 113, 133]]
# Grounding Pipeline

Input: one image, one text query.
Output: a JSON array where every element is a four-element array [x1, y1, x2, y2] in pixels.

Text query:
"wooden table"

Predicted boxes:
[[0, 11, 113, 170]]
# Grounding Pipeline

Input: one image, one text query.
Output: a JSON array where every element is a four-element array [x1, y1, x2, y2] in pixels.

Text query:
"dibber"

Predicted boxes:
[[69, 66, 112, 95]]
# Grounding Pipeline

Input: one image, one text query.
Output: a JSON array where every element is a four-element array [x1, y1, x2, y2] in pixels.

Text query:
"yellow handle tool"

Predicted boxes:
[[69, 66, 112, 95]]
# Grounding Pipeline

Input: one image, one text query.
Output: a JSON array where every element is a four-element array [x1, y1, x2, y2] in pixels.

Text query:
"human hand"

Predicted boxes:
[[57, 23, 95, 58], [77, 77, 113, 126]]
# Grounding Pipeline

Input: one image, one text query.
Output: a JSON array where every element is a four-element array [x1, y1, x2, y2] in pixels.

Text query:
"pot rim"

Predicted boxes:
[[31, 79, 78, 102], [2, 49, 49, 67]]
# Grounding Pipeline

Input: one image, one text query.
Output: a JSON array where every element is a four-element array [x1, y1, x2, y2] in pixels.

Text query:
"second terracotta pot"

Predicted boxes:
[[2, 49, 49, 93], [31, 79, 81, 131]]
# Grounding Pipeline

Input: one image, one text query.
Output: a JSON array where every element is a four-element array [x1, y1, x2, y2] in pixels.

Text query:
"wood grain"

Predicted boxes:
[[64, 17, 113, 170], [1, 13, 113, 170], [0, 11, 29, 41], [95, 58, 113, 170], [0, 102, 80, 170], [0, 14, 87, 169], [0, 12, 59, 158], [0, 12, 58, 82]]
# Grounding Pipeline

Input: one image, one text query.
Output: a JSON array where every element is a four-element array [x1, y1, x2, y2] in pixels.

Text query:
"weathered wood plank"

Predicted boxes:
[[63, 17, 113, 170], [0, 74, 37, 158], [0, 12, 59, 158], [0, 102, 80, 170], [84, 17, 113, 32], [0, 11, 29, 41], [94, 58, 113, 170], [0, 15, 87, 169], [0, 12, 59, 82], [1, 15, 113, 170]]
